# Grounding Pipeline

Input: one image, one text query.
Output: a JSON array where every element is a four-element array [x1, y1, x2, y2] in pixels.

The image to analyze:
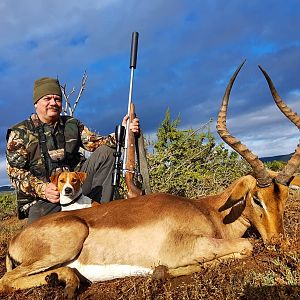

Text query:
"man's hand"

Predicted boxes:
[[122, 115, 140, 134], [45, 183, 60, 203]]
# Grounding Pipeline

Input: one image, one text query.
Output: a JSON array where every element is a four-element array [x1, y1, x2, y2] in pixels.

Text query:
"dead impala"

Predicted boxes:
[[1, 62, 299, 299]]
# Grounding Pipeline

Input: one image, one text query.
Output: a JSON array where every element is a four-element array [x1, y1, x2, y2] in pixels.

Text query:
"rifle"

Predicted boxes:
[[112, 32, 143, 198]]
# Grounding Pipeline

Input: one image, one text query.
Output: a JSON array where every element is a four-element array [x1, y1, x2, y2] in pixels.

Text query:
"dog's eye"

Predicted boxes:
[[59, 179, 65, 183], [71, 178, 78, 183]]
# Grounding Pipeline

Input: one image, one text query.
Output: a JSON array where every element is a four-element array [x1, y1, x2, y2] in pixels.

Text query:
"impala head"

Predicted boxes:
[[217, 61, 300, 244]]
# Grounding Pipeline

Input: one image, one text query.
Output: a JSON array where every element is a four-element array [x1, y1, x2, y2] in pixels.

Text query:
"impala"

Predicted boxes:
[[1, 62, 299, 299]]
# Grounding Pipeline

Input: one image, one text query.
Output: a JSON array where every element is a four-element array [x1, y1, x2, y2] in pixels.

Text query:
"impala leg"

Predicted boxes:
[[1, 217, 89, 298], [194, 236, 253, 261], [168, 250, 251, 277], [162, 236, 253, 277], [0, 266, 79, 299]]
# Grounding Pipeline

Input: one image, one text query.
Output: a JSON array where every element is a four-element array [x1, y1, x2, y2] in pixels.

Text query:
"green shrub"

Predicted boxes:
[[147, 110, 251, 198], [265, 160, 286, 171]]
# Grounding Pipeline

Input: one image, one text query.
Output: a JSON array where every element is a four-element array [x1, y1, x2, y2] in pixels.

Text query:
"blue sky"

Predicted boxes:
[[0, 0, 300, 185]]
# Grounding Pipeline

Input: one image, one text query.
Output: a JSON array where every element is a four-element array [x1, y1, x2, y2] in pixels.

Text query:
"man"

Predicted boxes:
[[6, 77, 139, 223]]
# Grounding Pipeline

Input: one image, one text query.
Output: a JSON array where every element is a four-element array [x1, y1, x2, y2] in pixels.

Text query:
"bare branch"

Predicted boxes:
[[72, 71, 88, 115], [60, 72, 88, 116], [61, 84, 75, 116]]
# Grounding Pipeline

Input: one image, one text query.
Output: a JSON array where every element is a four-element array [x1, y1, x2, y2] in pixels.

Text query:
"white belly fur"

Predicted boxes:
[[67, 260, 153, 281]]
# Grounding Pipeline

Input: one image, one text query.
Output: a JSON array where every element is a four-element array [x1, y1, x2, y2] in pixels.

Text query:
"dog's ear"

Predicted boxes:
[[50, 173, 60, 186], [76, 172, 87, 184]]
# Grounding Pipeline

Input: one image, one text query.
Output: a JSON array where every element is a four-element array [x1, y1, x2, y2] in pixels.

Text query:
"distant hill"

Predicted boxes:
[[0, 185, 15, 193], [260, 153, 293, 163]]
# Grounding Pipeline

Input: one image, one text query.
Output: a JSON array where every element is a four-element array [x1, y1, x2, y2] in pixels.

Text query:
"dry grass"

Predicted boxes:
[[0, 191, 299, 300]]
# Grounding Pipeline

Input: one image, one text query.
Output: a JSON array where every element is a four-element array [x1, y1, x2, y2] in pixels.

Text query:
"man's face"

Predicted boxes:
[[35, 94, 62, 124]]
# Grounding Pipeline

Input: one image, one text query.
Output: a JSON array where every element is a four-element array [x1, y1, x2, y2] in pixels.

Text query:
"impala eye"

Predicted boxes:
[[253, 196, 263, 208]]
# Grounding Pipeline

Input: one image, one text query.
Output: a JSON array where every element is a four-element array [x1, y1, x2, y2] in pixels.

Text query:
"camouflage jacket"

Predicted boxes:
[[6, 114, 115, 201]]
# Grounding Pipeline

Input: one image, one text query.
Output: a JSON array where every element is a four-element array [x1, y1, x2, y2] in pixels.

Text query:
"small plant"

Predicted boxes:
[[0, 192, 17, 219]]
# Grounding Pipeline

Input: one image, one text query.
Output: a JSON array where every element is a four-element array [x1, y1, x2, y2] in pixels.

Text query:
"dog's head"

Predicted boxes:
[[50, 171, 87, 197]]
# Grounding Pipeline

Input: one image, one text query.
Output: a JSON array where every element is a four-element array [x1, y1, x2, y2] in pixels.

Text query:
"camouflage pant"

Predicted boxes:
[[27, 145, 115, 223]]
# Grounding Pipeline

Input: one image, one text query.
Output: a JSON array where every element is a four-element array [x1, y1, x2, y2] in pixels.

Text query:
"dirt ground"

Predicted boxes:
[[0, 192, 299, 300]]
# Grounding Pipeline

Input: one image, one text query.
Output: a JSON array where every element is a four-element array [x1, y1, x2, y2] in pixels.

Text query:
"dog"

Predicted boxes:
[[50, 171, 93, 211]]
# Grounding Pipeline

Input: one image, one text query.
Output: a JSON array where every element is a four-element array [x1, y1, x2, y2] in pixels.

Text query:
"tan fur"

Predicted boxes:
[[0, 172, 291, 299]]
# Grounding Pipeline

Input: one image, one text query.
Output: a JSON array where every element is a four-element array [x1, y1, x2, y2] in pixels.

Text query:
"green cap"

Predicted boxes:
[[33, 77, 62, 104]]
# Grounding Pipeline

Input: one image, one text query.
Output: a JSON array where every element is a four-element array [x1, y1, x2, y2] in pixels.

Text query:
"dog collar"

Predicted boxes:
[[60, 193, 83, 207]]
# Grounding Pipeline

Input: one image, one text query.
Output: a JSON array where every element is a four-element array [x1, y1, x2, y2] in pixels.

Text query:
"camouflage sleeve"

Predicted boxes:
[[6, 129, 47, 199], [79, 122, 116, 152]]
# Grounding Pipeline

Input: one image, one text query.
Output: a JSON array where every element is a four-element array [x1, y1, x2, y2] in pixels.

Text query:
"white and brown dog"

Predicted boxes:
[[50, 171, 93, 211]]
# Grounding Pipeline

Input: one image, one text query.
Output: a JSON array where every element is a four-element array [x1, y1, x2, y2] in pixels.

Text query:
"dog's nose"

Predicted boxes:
[[64, 187, 73, 195]]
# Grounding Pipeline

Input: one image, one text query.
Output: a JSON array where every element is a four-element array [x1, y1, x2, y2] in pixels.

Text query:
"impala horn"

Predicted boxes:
[[259, 66, 300, 186], [217, 61, 272, 187]]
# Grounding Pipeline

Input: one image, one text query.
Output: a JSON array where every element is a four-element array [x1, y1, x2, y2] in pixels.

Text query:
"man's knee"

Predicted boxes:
[[81, 145, 115, 202], [87, 145, 115, 169], [94, 145, 115, 161]]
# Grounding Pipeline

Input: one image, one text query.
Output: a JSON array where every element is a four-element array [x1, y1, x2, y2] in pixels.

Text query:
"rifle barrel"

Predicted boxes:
[[123, 32, 139, 174]]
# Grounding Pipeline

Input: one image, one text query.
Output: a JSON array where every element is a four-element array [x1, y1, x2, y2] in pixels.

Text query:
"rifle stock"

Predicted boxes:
[[125, 102, 143, 198]]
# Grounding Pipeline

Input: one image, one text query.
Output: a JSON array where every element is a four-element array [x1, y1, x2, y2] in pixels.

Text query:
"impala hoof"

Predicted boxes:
[[152, 265, 170, 281]]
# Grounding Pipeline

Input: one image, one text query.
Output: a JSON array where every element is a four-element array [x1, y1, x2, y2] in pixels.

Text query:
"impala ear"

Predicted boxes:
[[222, 196, 247, 224], [218, 177, 254, 224], [218, 196, 245, 212], [218, 176, 254, 212]]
